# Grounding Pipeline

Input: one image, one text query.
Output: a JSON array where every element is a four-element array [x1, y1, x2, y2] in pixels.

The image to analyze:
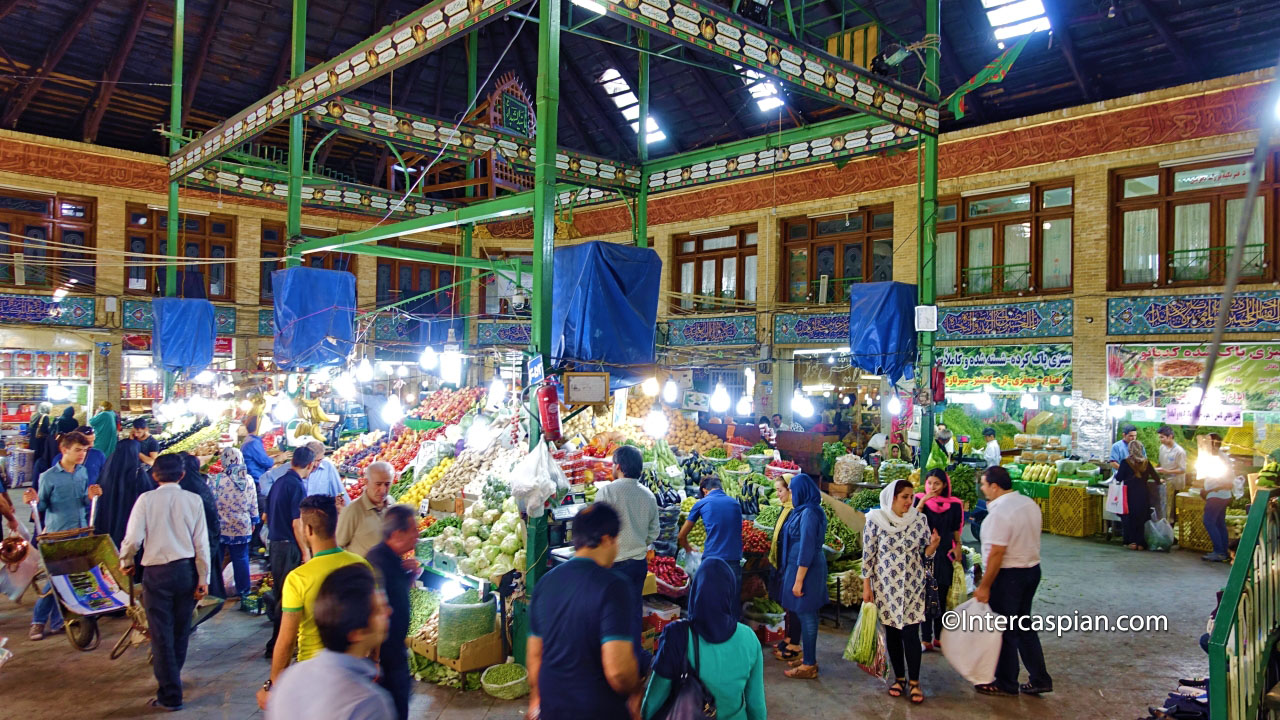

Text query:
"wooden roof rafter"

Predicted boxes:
[[82, 0, 150, 143], [2, 0, 109, 128]]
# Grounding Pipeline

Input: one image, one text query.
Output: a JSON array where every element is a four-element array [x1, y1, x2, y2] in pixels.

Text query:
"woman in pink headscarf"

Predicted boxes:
[[916, 468, 964, 652]]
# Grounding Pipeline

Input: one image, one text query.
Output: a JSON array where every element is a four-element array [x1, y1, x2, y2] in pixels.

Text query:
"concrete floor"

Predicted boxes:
[[0, 532, 1226, 719]]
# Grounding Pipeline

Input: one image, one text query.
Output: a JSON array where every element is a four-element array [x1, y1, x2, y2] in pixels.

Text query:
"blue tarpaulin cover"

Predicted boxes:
[[551, 242, 661, 390], [847, 281, 918, 383], [152, 297, 216, 374], [273, 266, 356, 370]]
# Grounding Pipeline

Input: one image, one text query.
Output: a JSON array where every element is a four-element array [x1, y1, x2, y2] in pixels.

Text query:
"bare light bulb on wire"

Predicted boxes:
[[419, 345, 438, 371], [886, 394, 902, 416], [662, 378, 679, 404], [735, 396, 752, 416], [355, 357, 374, 383], [644, 409, 669, 438], [641, 377, 660, 397], [709, 383, 730, 414], [487, 376, 506, 409]]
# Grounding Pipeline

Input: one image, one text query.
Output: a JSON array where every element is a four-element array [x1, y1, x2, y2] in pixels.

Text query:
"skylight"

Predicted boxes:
[[599, 68, 666, 144], [982, 0, 1050, 43], [735, 65, 784, 112]]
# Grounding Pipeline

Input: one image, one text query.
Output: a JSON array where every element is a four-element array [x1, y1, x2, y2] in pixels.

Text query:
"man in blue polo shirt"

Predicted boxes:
[[1110, 424, 1138, 469], [528, 503, 642, 720], [679, 474, 743, 570], [264, 445, 315, 658]]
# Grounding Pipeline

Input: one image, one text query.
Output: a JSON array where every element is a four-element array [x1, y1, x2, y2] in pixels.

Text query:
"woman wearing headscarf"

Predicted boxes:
[[93, 439, 153, 547], [27, 401, 52, 472], [862, 480, 941, 704], [55, 406, 78, 434], [778, 473, 827, 679], [178, 452, 225, 598], [642, 557, 766, 720], [89, 401, 118, 459], [767, 475, 801, 662], [208, 447, 259, 598], [916, 469, 964, 651], [1116, 439, 1160, 550]]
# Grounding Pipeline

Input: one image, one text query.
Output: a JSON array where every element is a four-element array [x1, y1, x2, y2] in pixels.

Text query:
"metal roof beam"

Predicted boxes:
[[2, 0, 109, 128], [560, 48, 635, 160], [82, 0, 149, 143], [645, 110, 883, 173]]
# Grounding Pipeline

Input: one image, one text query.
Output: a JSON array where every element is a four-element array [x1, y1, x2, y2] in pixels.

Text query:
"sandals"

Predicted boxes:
[[909, 681, 924, 704], [785, 664, 819, 679], [772, 642, 801, 661], [888, 679, 907, 697], [975, 682, 1018, 696]]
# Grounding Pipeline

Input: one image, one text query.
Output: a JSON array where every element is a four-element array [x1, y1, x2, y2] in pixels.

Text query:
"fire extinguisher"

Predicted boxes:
[[537, 380, 562, 442], [932, 363, 946, 404]]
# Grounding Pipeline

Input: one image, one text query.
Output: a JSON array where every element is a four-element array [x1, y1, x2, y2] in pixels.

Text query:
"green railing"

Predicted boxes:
[[1209, 488, 1280, 719], [1170, 243, 1266, 282], [809, 276, 862, 303], [962, 262, 1030, 296]]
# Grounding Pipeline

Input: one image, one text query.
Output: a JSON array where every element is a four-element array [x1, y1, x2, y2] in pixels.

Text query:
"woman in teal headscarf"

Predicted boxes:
[[89, 401, 117, 459]]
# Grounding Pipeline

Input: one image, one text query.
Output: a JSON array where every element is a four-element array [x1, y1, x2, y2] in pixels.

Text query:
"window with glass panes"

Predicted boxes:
[[259, 222, 356, 305], [479, 252, 531, 317], [374, 241, 458, 315], [780, 206, 893, 303], [934, 183, 1073, 299], [125, 205, 234, 300], [0, 192, 95, 289], [672, 226, 758, 311], [1111, 156, 1277, 289]]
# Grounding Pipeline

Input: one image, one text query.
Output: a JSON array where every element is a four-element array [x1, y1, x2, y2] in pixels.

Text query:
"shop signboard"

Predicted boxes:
[[1107, 343, 1280, 412], [1108, 291, 1280, 335], [937, 299, 1072, 340], [666, 316, 757, 347], [0, 293, 95, 328], [476, 321, 531, 346], [1164, 404, 1244, 427], [773, 312, 848, 345], [937, 343, 1072, 392]]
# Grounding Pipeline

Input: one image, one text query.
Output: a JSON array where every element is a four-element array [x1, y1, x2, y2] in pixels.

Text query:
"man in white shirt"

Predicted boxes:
[[973, 465, 1052, 698], [1154, 425, 1186, 521], [594, 445, 659, 671], [982, 427, 1002, 470], [119, 454, 211, 712]]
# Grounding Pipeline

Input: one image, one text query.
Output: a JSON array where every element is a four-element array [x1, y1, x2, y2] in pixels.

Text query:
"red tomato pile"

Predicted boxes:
[[742, 520, 770, 554], [768, 459, 801, 473], [409, 386, 485, 424], [648, 555, 689, 589]]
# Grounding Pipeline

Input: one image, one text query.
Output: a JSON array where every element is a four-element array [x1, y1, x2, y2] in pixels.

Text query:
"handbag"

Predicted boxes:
[[1105, 481, 1128, 515], [653, 628, 717, 720], [923, 555, 942, 619]]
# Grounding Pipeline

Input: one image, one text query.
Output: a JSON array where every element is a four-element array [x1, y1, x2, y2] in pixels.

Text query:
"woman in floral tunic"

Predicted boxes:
[[209, 447, 258, 598], [862, 480, 940, 704]]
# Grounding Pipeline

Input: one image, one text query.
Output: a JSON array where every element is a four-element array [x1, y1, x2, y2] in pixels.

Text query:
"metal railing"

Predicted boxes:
[[961, 262, 1030, 296], [809, 276, 862, 303], [1209, 488, 1280, 719], [1170, 243, 1267, 282]]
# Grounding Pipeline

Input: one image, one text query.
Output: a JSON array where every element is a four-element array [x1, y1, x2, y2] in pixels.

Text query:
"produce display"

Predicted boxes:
[[823, 500, 859, 556], [754, 505, 783, 529], [878, 459, 914, 485], [1256, 460, 1280, 488], [293, 397, 335, 443], [429, 445, 526, 501], [703, 447, 728, 459], [948, 464, 980, 510], [686, 520, 706, 549], [434, 497, 527, 578], [480, 663, 530, 700], [648, 555, 689, 590], [680, 453, 719, 487], [745, 596, 784, 616], [833, 454, 866, 485], [332, 430, 387, 471], [395, 457, 454, 507], [422, 515, 461, 538], [409, 587, 441, 635], [1021, 463, 1059, 482], [664, 409, 721, 455], [408, 653, 483, 690], [748, 442, 771, 455], [722, 458, 749, 472], [862, 466, 878, 484], [823, 442, 851, 473], [849, 489, 880, 512], [742, 520, 770, 554], [409, 386, 486, 423], [159, 418, 225, 456]]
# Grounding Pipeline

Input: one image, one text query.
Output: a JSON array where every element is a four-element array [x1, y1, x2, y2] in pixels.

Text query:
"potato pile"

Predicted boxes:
[[627, 394, 655, 418], [664, 408, 721, 455], [429, 445, 526, 501]]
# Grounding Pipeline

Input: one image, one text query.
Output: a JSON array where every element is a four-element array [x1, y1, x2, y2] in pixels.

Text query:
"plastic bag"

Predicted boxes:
[[1145, 510, 1175, 552], [843, 603, 889, 682], [678, 548, 703, 578], [939, 599, 1002, 685], [509, 440, 567, 518], [946, 558, 968, 610]]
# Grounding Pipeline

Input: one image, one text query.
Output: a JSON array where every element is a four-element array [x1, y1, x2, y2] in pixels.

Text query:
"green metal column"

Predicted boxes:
[[917, 0, 940, 458], [286, 0, 307, 267], [166, 0, 184, 297], [635, 30, 649, 248], [460, 34, 477, 350]]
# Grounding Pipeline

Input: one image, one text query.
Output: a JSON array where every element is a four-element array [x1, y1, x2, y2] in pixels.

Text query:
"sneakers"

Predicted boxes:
[[28, 623, 44, 641]]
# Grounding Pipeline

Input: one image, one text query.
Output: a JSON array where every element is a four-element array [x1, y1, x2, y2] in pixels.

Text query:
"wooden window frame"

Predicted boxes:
[[1109, 156, 1277, 290], [936, 181, 1074, 300], [0, 191, 96, 290], [125, 204, 236, 301], [671, 225, 758, 312], [259, 222, 357, 305], [373, 239, 458, 316], [778, 205, 893, 304]]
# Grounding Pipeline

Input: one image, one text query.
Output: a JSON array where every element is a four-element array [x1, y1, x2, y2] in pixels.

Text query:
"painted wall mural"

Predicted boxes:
[[938, 299, 1072, 340], [773, 312, 848, 344], [1109, 291, 1280, 335], [667, 315, 757, 347], [0, 293, 95, 327]]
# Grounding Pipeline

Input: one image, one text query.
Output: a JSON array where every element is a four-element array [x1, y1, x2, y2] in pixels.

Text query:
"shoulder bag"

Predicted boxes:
[[654, 628, 718, 720]]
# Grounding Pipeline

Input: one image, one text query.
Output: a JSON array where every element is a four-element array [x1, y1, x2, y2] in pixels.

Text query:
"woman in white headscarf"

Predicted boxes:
[[861, 479, 941, 704], [208, 446, 258, 599]]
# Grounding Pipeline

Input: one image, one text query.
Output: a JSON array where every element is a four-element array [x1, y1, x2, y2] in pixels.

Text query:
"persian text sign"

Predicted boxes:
[[667, 316, 757, 347], [1108, 292, 1280, 335], [0, 293, 94, 327], [1107, 343, 1280, 412], [476, 321, 531, 346], [1164, 404, 1243, 427], [774, 312, 848, 344], [938, 343, 1072, 392], [938, 299, 1072, 340], [123, 300, 236, 334]]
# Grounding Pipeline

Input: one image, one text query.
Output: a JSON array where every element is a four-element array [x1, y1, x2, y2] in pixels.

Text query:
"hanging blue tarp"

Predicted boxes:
[[273, 266, 356, 370], [847, 281, 918, 383], [551, 242, 661, 390], [152, 297, 216, 374]]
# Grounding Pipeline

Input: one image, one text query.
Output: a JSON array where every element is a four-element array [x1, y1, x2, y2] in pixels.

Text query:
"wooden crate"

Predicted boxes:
[[1048, 485, 1100, 538]]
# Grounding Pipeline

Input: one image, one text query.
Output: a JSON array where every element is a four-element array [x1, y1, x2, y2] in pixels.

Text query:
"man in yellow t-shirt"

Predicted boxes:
[[258, 495, 368, 710]]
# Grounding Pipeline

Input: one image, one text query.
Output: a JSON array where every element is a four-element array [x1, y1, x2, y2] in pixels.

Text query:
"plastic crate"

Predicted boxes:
[[1174, 495, 1214, 552], [1048, 485, 1100, 538]]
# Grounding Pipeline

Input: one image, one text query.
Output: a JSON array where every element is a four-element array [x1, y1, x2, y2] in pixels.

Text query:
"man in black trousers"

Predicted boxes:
[[263, 445, 316, 657], [119, 454, 211, 711], [364, 504, 419, 720]]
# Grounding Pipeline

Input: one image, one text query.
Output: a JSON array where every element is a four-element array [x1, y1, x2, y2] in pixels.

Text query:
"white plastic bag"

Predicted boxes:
[[1145, 509, 1175, 551], [0, 522, 37, 603], [509, 440, 567, 517], [939, 598, 1002, 685], [678, 548, 703, 578]]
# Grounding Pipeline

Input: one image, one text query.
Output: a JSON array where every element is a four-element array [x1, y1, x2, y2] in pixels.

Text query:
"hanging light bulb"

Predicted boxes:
[[487, 376, 507, 409], [887, 393, 902, 416], [47, 381, 71, 402], [355, 357, 374, 383], [842, 395, 851, 405], [238, 398, 253, 412], [1020, 394, 1038, 410], [137, 367, 158, 383], [419, 345, 438, 371], [396, 364, 408, 378], [709, 383, 731, 414], [735, 395, 752, 416], [827, 355, 835, 365], [662, 378, 679, 404], [333, 373, 357, 401], [194, 370, 216, 384], [381, 394, 404, 425], [187, 396, 210, 417], [1064, 397, 1073, 407], [641, 377, 660, 397], [975, 392, 993, 411], [643, 409, 670, 438], [440, 349, 463, 385], [272, 398, 297, 423], [791, 390, 814, 418]]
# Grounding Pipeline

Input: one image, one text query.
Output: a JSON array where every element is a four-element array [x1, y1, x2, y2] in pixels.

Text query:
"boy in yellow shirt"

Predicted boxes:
[[258, 495, 368, 709]]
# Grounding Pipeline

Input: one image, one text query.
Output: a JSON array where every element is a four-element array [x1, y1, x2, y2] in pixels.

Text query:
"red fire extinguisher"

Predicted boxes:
[[537, 380, 562, 441]]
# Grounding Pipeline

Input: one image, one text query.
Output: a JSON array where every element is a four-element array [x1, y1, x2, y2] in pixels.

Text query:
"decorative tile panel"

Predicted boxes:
[[666, 315, 757, 346], [937, 299, 1072, 341], [1109, 292, 1280, 335], [0, 293, 94, 327]]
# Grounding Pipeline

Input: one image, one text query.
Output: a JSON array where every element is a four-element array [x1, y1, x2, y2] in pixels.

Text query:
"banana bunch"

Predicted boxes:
[[294, 397, 333, 442]]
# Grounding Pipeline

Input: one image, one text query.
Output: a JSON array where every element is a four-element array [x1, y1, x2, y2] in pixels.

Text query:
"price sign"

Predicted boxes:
[[1165, 404, 1243, 427], [665, 465, 682, 479], [681, 391, 710, 413], [527, 354, 544, 387]]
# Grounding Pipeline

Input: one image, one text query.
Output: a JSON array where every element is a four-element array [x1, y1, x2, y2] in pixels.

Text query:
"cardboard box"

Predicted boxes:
[[429, 497, 459, 513], [407, 635, 436, 661], [643, 571, 657, 596], [827, 483, 852, 499], [436, 629, 504, 672]]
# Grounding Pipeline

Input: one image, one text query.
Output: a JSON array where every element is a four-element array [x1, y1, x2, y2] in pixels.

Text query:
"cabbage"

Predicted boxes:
[[470, 500, 488, 517], [483, 545, 502, 562], [458, 558, 476, 575], [513, 549, 527, 571], [468, 547, 485, 561], [444, 537, 464, 556], [441, 526, 458, 539], [499, 535, 522, 555], [482, 508, 502, 525], [477, 526, 491, 542], [491, 521, 511, 539], [464, 536, 483, 554], [500, 511, 520, 527], [461, 518, 481, 538], [432, 536, 448, 553], [473, 556, 490, 573], [502, 497, 519, 514]]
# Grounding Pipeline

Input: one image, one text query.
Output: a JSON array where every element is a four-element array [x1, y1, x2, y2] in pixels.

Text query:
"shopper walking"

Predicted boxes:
[[1200, 433, 1233, 563], [179, 452, 225, 598], [23, 430, 102, 640], [336, 461, 393, 557], [364, 505, 419, 720], [27, 401, 53, 477], [52, 426, 107, 485], [118, 454, 211, 711], [862, 480, 941, 703], [132, 418, 160, 468], [55, 405, 78, 434], [94, 439, 153, 547], [973, 465, 1053, 697], [779, 473, 827, 680], [208, 447, 259, 599], [303, 440, 347, 509], [89, 401, 118, 460], [1155, 426, 1187, 521], [259, 495, 369, 710], [679, 474, 743, 571], [528, 503, 642, 720], [596, 444, 658, 666], [264, 563, 395, 720], [264, 445, 315, 658], [917, 469, 963, 651], [767, 475, 801, 662], [1116, 440, 1160, 551], [924, 428, 953, 472], [642, 556, 767, 720], [240, 415, 274, 482]]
